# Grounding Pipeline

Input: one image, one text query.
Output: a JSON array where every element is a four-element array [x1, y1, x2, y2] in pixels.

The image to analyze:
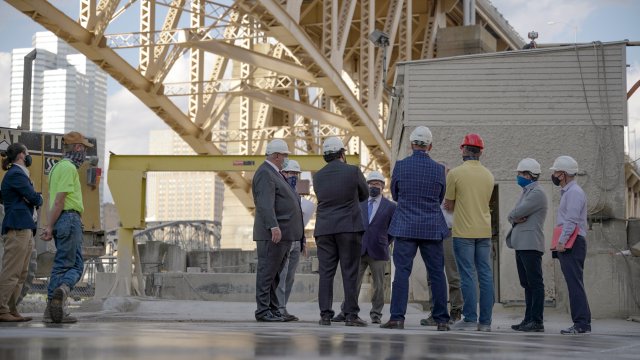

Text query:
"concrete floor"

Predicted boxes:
[[1, 299, 639, 360]]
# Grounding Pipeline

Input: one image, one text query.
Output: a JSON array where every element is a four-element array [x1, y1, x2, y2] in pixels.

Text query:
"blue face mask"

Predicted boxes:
[[369, 186, 381, 198], [287, 176, 297, 190], [517, 175, 534, 188]]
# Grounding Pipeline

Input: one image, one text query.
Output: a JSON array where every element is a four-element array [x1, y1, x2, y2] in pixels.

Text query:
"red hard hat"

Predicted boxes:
[[460, 133, 484, 149]]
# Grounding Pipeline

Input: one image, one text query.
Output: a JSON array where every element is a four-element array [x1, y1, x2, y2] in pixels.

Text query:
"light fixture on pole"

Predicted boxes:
[[368, 29, 395, 95], [547, 21, 578, 43]]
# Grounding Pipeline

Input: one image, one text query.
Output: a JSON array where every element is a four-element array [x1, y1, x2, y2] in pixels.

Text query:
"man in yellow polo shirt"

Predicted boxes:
[[444, 133, 495, 332], [41, 131, 93, 324]]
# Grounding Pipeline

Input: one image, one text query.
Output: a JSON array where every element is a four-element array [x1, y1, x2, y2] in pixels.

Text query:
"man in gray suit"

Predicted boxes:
[[252, 139, 304, 322], [313, 137, 369, 327], [506, 158, 548, 332]]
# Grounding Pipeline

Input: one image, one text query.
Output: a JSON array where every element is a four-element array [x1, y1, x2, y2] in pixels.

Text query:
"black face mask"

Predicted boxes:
[[369, 186, 381, 198], [24, 154, 32, 168], [551, 174, 562, 186]]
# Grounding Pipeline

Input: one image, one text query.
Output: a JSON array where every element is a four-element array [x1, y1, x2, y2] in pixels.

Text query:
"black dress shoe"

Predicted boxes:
[[256, 312, 284, 322], [319, 316, 332, 326], [380, 320, 404, 329], [282, 313, 299, 322], [437, 323, 450, 331], [331, 313, 346, 322], [345, 316, 367, 327], [517, 321, 544, 332], [511, 320, 527, 331]]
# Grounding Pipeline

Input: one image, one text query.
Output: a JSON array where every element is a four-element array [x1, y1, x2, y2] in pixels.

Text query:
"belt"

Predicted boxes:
[[62, 209, 81, 216]]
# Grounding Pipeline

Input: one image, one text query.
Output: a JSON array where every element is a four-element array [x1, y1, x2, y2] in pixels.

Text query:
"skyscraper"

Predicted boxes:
[[9, 31, 107, 172], [146, 129, 225, 226]]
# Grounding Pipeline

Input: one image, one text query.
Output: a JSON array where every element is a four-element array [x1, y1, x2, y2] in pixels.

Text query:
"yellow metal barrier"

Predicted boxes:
[[107, 154, 360, 296]]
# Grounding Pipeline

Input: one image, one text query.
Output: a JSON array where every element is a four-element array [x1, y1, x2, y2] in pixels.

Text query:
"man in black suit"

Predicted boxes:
[[252, 139, 304, 322], [313, 137, 368, 326], [332, 170, 396, 324]]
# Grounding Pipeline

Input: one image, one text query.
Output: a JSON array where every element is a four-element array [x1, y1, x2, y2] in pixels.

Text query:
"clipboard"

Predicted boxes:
[[550, 225, 579, 250]]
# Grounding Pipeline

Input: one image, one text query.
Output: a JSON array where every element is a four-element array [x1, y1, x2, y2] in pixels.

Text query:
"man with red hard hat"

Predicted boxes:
[[445, 133, 495, 332]]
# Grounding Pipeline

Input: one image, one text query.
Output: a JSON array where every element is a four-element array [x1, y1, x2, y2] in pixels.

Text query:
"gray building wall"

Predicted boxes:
[[388, 42, 639, 317]]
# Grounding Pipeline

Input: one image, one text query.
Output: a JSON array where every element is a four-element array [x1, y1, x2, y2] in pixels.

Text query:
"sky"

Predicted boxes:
[[0, 0, 638, 166]]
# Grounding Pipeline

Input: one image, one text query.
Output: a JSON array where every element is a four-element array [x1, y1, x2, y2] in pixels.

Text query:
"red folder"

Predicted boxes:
[[550, 225, 579, 250]]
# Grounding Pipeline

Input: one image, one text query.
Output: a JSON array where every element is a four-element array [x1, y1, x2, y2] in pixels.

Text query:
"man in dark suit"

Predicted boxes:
[[252, 139, 304, 322], [332, 170, 396, 324], [313, 137, 368, 326], [380, 126, 451, 331]]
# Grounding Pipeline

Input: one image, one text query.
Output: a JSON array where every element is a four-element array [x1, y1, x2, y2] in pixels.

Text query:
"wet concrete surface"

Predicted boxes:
[[1, 300, 639, 359]]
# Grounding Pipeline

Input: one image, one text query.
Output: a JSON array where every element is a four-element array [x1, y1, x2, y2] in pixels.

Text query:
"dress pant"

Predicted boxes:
[[557, 236, 591, 331], [357, 255, 387, 318], [0, 229, 34, 315], [316, 232, 362, 319], [255, 239, 291, 318], [276, 240, 301, 313], [515, 250, 544, 323], [427, 234, 463, 312], [390, 237, 449, 324]]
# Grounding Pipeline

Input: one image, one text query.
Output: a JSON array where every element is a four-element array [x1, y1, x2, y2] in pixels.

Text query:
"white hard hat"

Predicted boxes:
[[516, 158, 541, 175], [323, 137, 345, 154], [409, 126, 432, 145], [550, 155, 579, 175], [265, 139, 291, 155], [366, 170, 385, 184], [282, 159, 301, 173]]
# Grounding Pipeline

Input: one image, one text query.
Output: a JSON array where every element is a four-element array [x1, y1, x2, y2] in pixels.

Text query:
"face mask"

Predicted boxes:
[[462, 156, 479, 161], [369, 186, 381, 198], [551, 174, 562, 186], [65, 150, 86, 168], [517, 175, 533, 188], [24, 154, 32, 168], [286, 176, 297, 190]]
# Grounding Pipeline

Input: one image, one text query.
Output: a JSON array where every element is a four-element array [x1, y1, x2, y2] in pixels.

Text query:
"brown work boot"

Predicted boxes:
[[43, 302, 77, 324], [50, 284, 70, 323], [0, 313, 22, 322]]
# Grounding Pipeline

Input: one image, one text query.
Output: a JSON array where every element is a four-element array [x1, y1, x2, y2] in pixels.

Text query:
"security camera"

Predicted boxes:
[[527, 31, 538, 41], [369, 30, 390, 47]]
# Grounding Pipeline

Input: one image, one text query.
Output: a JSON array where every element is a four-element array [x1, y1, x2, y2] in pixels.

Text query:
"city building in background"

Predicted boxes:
[[9, 31, 107, 174]]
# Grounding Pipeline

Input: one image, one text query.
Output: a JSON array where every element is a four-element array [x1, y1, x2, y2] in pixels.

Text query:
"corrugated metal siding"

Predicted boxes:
[[401, 43, 627, 127]]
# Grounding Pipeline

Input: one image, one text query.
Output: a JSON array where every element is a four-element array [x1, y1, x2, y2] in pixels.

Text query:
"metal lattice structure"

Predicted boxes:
[[6, 0, 523, 215], [135, 220, 222, 250]]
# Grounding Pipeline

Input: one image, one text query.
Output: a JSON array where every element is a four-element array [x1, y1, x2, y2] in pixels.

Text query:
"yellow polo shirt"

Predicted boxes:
[[445, 160, 494, 238]]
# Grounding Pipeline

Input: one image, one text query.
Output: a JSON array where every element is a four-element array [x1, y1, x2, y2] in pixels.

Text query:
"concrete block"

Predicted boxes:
[[436, 25, 497, 57]]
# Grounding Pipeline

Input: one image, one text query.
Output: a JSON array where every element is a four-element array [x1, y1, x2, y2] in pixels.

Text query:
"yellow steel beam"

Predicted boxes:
[[190, 40, 317, 83], [109, 154, 360, 173]]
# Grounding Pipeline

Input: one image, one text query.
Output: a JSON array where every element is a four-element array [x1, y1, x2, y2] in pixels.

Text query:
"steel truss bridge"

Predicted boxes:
[[7, 0, 523, 215]]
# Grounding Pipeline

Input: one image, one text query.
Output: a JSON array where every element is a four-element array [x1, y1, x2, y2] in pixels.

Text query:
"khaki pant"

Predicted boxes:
[[0, 229, 34, 314]]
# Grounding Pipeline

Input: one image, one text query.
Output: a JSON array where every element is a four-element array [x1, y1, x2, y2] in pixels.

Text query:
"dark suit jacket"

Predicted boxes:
[[361, 197, 396, 261], [1, 165, 42, 235], [313, 160, 368, 236], [252, 161, 304, 241]]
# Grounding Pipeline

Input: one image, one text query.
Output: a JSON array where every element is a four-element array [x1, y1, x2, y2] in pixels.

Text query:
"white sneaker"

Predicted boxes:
[[451, 320, 477, 331]]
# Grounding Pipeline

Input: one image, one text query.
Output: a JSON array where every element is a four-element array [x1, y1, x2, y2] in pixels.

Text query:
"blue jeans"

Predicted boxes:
[[453, 238, 494, 325], [47, 212, 84, 300], [390, 237, 449, 323]]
